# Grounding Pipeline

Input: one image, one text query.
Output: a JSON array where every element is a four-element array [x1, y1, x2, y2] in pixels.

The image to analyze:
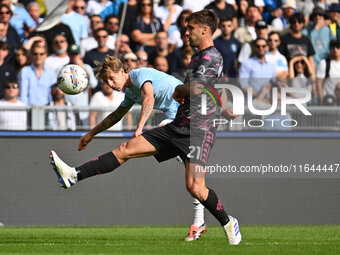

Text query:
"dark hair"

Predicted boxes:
[[137, 0, 154, 18], [289, 12, 305, 25], [268, 31, 280, 38], [104, 14, 119, 24], [254, 37, 267, 46], [220, 17, 233, 24], [186, 10, 219, 34], [90, 14, 103, 21], [182, 47, 195, 59], [330, 40, 340, 49], [0, 41, 9, 51], [246, 5, 261, 14], [0, 4, 12, 17], [176, 9, 193, 28], [94, 28, 109, 36]]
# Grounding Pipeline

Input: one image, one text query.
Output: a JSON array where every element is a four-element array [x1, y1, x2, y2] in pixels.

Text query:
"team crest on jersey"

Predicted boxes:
[[231, 43, 237, 53]]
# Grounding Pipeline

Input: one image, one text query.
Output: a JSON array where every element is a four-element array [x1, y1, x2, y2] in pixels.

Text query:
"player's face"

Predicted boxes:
[[105, 69, 127, 91], [185, 21, 203, 48]]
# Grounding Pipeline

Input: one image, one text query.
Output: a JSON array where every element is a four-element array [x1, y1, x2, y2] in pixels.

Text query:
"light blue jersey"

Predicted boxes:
[[120, 68, 183, 119]]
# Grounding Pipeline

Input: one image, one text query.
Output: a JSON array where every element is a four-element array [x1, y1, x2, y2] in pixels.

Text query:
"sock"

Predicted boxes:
[[201, 188, 229, 226], [192, 198, 205, 227], [76, 152, 120, 181]]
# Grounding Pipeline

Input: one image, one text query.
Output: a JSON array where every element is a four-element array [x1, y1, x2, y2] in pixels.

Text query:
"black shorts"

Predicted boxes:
[[142, 124, 216, 166]]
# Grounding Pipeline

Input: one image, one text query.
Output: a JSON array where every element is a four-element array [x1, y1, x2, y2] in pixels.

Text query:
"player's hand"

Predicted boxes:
[[221, 108, 239, 120], [172, 90, 185, 104], [78, 132, 94, 151], [132, 127, 143, 138]]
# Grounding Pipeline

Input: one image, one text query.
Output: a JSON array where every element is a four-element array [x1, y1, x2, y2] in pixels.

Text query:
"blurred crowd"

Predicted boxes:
[[0, 0, 340, 131]]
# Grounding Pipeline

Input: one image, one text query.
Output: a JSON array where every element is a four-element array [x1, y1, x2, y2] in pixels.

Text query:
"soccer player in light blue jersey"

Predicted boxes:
[[77, 56, 208, 239]]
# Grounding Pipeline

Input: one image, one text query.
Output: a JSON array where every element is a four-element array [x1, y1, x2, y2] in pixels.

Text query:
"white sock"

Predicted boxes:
[[71, 167, 78, 182], [192, 198, 205, 227]]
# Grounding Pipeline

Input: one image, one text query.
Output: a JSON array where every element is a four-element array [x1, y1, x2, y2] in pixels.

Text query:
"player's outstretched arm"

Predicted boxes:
[[133, 82, 155, 138], [78, 105, 132, 151]]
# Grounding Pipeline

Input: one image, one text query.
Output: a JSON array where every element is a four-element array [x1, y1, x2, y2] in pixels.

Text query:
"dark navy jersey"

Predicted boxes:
[[172, 46, 223, 135]]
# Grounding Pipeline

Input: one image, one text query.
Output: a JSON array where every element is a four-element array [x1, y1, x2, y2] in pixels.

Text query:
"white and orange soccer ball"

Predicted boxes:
[[57, 64, 88, 95]]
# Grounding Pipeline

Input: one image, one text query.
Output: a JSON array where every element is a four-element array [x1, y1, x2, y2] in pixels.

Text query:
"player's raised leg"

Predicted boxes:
[[185, 162, 242, 245], [50, 135, 158, 188]]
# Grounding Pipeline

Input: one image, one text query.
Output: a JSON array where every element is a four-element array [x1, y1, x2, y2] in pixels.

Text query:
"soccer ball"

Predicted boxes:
[[57, 64, 88, 95]]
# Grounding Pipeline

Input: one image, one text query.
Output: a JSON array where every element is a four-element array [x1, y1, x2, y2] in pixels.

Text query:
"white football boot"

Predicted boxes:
[[50, 150, 76, 189], [224, 216, 242, 245]]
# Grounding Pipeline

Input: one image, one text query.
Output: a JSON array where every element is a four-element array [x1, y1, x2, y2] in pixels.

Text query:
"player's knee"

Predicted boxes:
[[116, 142, 130, 159], [186, 182, 203, 199]]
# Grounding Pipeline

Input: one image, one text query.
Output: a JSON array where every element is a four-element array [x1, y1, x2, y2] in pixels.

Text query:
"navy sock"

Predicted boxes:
[[76, 152, 120, 181], [201, 188, 230, 226]]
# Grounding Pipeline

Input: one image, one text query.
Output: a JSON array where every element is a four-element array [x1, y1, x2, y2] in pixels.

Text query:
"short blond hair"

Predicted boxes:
[[95, 55, 129, 81]]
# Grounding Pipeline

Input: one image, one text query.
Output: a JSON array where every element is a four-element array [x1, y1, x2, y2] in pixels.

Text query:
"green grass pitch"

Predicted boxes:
[[0, 225, 339, 255]]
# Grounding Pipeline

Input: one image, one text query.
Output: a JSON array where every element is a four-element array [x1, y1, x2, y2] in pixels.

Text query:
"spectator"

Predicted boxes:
[[334, 82, 340, 105], [66, 44, 98, 127], [22, 35, 47, 52], [80, 15, 115, 57], [18, 44, 56, 106], [302, 7, 334, 69], [171, 47, 194, 82], [73, 0, 91, 34], [234, 5, 263, 44], [168, 28, 194, 74], [329, 4, 340, 41], [167, 9, 192, 49], [214, 18, 240, 79], [316, 40, 340, 105], [84, 28, 114, 68], [89, 80, 125, 131], [0, 41, 16, 99], [239, 38, 276, 98], [32, 23, 75, 54], [0, 0, 35, 40], [130, 0, 164, 54], [45, 34, 70, 73], [104, 14, 120, 37], [14, 46, 29, 74], [155, 0, 183, 32], [27, 1, 43, 26], [237, 0, 249, 27], [136, 50, 149, 67], [238, 20, 269, 65], [0, 4, 20, 49], [118, 0, 138, 35], [279, 13, 316, 71], [87, 0, 112, 16], [99, 0, 126, 21], [153, 55, 169, 73], [288, 55, 316, 104], [47, 84, 76, 131], [265, 31, 288, 78], [60, 0, 88, 45], [148, 31, 170, 65], [204, 0, 238, 28], [123, 52, 138, 69], [0, 80, 27, 130], [262, 0, 284, 23], [271, 0, 297, 31], [113, 34, 132, 60]]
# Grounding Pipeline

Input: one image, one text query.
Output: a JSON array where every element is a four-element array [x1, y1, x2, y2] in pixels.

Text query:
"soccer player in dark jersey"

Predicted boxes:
[[50, 10, 241, 245]]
